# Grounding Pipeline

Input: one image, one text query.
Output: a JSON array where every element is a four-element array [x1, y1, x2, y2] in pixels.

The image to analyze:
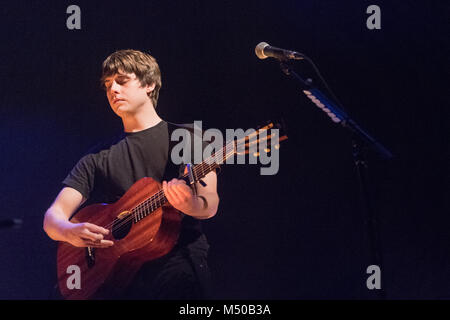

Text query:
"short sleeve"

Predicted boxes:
[[62, 153, 97, 199]]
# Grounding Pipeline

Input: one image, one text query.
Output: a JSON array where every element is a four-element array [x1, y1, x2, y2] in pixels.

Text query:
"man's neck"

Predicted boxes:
[[121, 103, 163, 133]]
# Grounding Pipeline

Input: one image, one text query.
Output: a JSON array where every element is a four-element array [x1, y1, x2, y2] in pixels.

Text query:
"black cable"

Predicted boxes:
[[301, 54, 348, 113]]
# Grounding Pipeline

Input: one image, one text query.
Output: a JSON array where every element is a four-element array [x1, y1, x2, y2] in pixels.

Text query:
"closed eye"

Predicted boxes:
[[104, 76, 130, 90]]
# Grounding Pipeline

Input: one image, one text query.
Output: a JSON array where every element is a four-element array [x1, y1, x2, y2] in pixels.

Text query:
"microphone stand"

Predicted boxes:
[[279, 61, 392, 299]]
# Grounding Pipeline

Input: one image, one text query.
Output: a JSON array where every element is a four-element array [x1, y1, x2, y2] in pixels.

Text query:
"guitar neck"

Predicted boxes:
[[186, 140, 236, 182], [133, 121, 284, 222], [133, 140, 235, 223]]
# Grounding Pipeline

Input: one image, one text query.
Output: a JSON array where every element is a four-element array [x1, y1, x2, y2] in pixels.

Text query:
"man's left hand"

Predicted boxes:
[[162, 178, 199, 214]]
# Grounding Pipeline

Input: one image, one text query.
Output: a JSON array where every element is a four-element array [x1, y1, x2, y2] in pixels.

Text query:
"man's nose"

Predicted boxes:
[[110, 80, 121, 93]]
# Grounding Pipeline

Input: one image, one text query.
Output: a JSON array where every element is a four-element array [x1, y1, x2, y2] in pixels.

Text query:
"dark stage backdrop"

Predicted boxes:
[[0, 1, 447, 299]]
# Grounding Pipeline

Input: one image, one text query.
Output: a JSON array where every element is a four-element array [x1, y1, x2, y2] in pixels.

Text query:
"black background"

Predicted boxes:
[[0, 0, 447, 299]]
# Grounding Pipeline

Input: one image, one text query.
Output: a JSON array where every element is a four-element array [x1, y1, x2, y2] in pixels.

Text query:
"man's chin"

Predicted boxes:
[[116, 105, 129, 113]]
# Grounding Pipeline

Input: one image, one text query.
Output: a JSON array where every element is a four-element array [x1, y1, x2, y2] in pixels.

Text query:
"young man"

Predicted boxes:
[[43, 49, 219, 299]]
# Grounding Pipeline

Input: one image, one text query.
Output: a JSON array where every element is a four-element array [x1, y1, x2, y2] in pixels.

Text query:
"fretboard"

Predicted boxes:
[[132, 140, 236, 223]]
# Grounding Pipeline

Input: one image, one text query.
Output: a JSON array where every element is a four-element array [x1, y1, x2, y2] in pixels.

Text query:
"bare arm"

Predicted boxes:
[[43, 187, 113, 247], [162, 171, 219, 219]]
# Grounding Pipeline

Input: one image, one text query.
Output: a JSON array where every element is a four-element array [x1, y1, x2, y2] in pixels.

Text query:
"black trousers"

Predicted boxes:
[[118, 234, 212, 300], [50, 235, 211, 300]]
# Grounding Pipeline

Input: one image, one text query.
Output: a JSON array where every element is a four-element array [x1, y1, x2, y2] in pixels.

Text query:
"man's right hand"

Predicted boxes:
[[63, 222, 114, 248], [44, 187, 114, 248]]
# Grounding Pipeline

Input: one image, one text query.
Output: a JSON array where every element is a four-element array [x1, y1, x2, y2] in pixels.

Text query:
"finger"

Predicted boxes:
[[79, 237, 97, 247], [169, 179, 185, 192], [171, 178, 186, 186], [83, 239, 114, 248], [162, 181, 169, 197], [174, 184, 192, 198], [168, 179, 185, 189], [166, 185, 181, 203], [95, 240, 114, 247], [172, 184, 191, 201], [162, 181, 168, 200], [163, 182, 179, 206], [73, 239, 87, 247], [85, 223, 109, 235], [83, 229, 104, 241]]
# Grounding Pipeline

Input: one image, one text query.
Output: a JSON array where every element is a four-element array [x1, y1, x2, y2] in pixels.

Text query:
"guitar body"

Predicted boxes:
[[55, 120, 287, 300], [56, 177, 182, 300]]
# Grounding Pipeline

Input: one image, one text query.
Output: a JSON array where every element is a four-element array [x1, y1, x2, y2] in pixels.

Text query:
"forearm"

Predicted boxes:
[[43, 207, 72, 242], [183, 192, 219, 219]]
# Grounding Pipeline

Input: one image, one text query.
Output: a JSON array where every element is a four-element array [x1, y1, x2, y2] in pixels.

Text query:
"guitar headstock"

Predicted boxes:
[[235, 119, 288, 157], [188, 119, 289, 179]]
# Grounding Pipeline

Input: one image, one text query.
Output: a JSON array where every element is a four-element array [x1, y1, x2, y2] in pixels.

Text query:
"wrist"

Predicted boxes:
[[59, 220, 74, 241], [196, 195, 208, 210]]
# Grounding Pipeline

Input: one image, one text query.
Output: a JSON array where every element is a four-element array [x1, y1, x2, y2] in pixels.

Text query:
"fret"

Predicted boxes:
[[133, 140, 234, 225], [151, 197, 154, 214], [160, 192, 164, 206], [142, 203, 145, 219], [193, 166, 201, 181], [155, 194, 160, 208]]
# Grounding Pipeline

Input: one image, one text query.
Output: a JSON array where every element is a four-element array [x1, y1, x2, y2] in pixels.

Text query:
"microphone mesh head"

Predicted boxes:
[[255, 42, 269, 59]]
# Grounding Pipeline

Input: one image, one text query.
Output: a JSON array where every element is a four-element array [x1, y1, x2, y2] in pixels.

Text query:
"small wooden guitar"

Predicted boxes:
[[57, 121, 287, 299]]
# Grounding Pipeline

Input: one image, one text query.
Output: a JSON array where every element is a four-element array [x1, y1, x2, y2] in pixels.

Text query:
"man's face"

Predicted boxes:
[[103, 72, 154, 117]]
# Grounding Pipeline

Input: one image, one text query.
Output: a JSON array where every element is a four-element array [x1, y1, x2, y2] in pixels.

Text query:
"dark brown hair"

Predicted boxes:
[[101, 49, 162, 107]]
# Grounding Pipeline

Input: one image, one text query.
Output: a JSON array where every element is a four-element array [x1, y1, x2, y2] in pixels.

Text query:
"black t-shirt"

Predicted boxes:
[[62, 120, 207, 246]]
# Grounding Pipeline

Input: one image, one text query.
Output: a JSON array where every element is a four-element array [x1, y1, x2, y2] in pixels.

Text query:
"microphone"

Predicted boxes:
[[255, 42, 304, 61]]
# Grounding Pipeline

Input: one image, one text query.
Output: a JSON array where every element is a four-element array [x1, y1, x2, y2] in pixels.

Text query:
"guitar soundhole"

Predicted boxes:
[[111, 215, 133, 240]]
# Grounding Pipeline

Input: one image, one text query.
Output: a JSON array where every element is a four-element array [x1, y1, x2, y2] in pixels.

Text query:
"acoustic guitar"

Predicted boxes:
[[56, 121, 287, 299]]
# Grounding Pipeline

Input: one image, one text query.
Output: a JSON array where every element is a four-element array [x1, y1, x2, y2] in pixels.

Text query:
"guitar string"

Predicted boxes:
[[104, 145, 235, 235], [100, 141, 232, 231], [101, 132, 271, 235], [103, 131, 273, 235], [100, 130, 274, 236], [100, 141, 237, 234], [103, 146, 235, 236], [109, 139, 237, 222]]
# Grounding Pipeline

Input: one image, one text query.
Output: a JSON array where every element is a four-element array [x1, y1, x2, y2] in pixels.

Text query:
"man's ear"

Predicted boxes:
[[146, 83, 156, 94]]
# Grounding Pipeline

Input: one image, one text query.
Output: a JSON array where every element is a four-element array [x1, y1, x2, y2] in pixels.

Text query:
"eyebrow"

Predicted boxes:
[[104, 74, 131, 83]]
